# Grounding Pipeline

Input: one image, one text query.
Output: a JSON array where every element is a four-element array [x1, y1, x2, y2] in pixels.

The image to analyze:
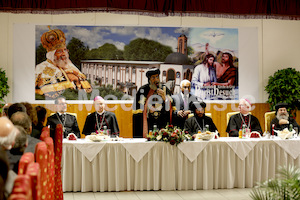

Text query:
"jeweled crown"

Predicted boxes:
[[41, 26, 66, 52]]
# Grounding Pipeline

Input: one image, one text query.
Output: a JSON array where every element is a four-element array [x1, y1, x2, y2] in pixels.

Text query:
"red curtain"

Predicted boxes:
[[1, 0, 299, 19]]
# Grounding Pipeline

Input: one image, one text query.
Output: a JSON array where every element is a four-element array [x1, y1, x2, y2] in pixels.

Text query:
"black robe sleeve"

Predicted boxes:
[[82, 112, 96, 135]]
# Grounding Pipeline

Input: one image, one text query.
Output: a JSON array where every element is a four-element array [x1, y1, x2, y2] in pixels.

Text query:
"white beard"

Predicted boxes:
[[54, 55, 71, 69], [276, 112, 289, 120]]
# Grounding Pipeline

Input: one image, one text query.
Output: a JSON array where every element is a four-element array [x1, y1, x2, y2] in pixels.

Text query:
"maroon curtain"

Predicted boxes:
[[1, 0, 300, 20]]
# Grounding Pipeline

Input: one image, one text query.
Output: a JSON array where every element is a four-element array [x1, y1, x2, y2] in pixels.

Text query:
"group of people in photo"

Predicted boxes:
[[0, 67, 299, 199]]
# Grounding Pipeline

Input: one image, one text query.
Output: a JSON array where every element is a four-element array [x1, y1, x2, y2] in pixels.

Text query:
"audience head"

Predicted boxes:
[[55, 96, 67, 113], [21, 102, 38, 126], [1, 103, 11, 117], [191, 101, 206, 118], [94, 96, 105, 113], [7, 103, 26, 119], [10, 112, 32, 135], [275, 102, 289, 120], [238, 99, 251, 115], [0, 117, 17, 150], [10, 125, 28, 154], [35, 106, 47, 124], [180, 80, 191, 94]]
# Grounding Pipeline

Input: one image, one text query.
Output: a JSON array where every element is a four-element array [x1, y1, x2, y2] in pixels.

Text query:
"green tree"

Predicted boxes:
[[36, 44, 47, 65], [123, 38, 173, 61], [265, 68, 300, 116], [0, 68, 9, 104], [86, 43, 124, 60], [67, 37, 89, 70], [96, 85, 124, 100]]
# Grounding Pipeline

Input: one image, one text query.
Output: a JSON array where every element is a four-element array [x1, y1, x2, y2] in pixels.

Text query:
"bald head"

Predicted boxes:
[[0, 117, 14, 137], [0, 117, 17, 150]]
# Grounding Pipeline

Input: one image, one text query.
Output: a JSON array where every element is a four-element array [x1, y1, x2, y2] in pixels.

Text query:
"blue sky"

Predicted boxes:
[[36, 25, 238, 56]]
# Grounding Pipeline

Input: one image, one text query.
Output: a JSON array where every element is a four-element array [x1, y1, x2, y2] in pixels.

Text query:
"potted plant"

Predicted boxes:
[[0, 68, 10, 114], [265, 68, 300, 117], [250, 165, 300, 200]]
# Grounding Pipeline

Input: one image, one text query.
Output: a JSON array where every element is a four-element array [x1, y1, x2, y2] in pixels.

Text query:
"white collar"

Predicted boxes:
[[97, 110, 105, 115]]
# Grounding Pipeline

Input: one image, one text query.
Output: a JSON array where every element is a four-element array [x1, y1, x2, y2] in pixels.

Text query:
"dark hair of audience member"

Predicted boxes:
[[10, 112, 31, 135], [7, 103, 26, 119], [0, 148, 9, 200], [21, 102, 38, 126], [35, 106, 47, 125]]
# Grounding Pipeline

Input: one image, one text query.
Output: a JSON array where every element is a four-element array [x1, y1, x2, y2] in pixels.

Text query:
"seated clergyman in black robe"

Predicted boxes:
[[270, 103, 299, 134], [82, 96, 120, 136], [184, 101, 218, 135], [226, 98, 262, 137]]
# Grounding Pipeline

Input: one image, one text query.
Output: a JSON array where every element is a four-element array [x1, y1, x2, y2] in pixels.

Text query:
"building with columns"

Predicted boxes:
[[81, 33, 194, 95]]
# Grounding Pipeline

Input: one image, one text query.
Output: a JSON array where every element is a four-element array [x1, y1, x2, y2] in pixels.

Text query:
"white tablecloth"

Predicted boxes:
[[62, 137, 300, 192]]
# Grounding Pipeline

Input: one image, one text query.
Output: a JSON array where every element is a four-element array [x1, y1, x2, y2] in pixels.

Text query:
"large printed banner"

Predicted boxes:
[[13, 25, 258, 103]]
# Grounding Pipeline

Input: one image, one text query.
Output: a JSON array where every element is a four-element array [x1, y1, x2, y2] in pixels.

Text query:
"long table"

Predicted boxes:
[[62, 137, 300, 192]]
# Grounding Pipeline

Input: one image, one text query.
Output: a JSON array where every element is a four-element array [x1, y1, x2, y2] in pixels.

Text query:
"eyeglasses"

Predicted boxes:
[[182, 86, 191, 89]]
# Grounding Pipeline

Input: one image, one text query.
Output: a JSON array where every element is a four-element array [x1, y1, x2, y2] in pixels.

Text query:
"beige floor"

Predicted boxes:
[[64, 188, 253, 200]]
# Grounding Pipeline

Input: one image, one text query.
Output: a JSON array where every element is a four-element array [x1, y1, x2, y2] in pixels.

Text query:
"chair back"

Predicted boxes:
[[40, 129, 50, 141], [10, 174, 32, 200], [44, 137, 55, 200], [54, 124, 63, 200], [265, 111, 276, 133], [18, 152, 34, 175], [26, 162, 41, 200], [226, 111, 239, 124], [35, 142, 48, 200]]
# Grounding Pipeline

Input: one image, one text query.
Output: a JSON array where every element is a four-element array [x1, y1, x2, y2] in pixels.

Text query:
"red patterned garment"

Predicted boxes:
[[35, 141, 48, 200], [26, 162, 41, 200], [54, 124, 63, 200], [44, 137, 55, 200], [18, 152, 34, 175]]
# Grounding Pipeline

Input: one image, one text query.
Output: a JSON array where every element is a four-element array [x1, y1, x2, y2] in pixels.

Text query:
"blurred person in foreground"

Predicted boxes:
[[226, 98, 262, 137], [10, 112, 41, 153], [82, 96, 120, 136], [46, 96, 80, 139], [172, 80, 197, 129], [184, 101, 218, 136], [270, 102, 299, 133], [6, 125, 28, 174], [0, 117, 18, 199], [0, 117, 17, 150]]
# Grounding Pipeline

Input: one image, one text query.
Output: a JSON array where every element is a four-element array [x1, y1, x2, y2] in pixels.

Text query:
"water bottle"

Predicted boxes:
[[103, 126, 108, 135], [242, 124, 246, 139]]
